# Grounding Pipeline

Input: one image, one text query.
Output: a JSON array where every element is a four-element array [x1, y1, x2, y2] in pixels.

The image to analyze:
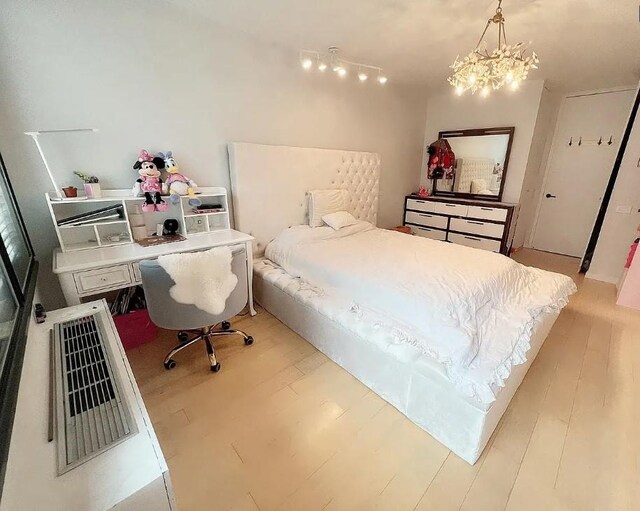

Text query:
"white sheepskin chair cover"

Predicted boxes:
[[158, 246, 238, 315]]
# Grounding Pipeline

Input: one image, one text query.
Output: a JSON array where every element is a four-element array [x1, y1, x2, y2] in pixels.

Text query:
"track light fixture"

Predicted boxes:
[[299, 47, 387, 85]]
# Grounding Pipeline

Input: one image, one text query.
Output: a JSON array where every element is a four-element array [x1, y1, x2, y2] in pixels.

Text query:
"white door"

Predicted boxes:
[[532, 90, 635, 257]]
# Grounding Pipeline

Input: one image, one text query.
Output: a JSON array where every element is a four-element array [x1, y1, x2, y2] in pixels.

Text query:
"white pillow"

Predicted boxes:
[[470, 179, 488, 194], [308, 189, 349, 227], [322, 211, 357, 230]]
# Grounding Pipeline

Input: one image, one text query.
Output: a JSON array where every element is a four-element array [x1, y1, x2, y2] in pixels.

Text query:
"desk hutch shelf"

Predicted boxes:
[[46, 187, 230, 252]]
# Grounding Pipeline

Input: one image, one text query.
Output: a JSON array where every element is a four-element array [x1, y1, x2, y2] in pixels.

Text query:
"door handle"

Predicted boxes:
[[545, 193, 557, 198]]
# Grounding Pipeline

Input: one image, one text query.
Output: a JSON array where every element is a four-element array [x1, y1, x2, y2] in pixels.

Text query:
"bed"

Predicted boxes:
[[228, 142, 575, 464]]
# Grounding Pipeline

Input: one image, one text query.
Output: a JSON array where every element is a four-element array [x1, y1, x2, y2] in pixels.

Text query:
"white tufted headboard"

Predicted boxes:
[[454, 157, 495, 193], [228, 142, 380, 255]]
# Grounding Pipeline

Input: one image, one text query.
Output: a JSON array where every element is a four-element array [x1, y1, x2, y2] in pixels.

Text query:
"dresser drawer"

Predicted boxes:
[[434, 202, 469, 217], [73, 264, 133, 295], [450, 218, 505, 239], [448, 232, 502, 252], [406, 198, 438, 214], [467, 205, 508, 222], [413, 226, 447, 241], [405, 211, 448, 230]]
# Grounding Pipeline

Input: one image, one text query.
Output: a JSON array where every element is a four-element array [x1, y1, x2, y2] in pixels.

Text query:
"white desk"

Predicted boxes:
[[53, 229, 256, 315]]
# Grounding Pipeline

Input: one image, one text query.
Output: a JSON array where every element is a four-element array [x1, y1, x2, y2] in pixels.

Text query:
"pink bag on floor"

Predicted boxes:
[[113, 309, 158, 351]]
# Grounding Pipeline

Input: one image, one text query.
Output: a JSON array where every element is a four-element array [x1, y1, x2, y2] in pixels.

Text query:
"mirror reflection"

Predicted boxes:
[[434, 127, 514, 201]]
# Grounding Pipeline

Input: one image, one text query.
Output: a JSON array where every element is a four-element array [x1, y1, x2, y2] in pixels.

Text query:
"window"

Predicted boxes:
[[0, 151, 37, 500]]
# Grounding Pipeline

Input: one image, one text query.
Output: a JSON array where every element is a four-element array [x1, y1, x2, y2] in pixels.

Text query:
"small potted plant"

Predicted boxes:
[[74, 171, 102, 199]]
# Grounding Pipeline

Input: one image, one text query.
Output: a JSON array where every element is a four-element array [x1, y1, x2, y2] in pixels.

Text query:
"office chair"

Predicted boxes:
[[139, 247, 253, 372]]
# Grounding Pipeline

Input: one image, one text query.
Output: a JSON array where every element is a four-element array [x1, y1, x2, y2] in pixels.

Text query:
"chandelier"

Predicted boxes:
[[448, 0, 539, 96], [300, 47, 388, 85]]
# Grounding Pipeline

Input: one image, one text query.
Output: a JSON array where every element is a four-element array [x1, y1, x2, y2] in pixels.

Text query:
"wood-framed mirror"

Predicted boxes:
[[432, 126, 515, 202]]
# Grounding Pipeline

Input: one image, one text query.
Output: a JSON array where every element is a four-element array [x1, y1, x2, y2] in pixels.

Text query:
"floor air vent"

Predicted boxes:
[[52, 313, 137, 474]]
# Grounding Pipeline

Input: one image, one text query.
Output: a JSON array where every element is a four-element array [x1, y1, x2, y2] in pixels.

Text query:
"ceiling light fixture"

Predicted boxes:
[[448, 0, 539, 95], [299, 47, 387, 85]]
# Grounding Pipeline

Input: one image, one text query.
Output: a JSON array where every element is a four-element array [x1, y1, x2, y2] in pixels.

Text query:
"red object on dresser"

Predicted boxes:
[[113, 309, 158, 351]]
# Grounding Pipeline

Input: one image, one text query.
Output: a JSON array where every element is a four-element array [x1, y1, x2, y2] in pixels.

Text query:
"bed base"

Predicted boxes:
[[254, 270, 559, 464]]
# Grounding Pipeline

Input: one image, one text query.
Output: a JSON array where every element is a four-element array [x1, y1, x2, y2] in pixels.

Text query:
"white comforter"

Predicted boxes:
[[265, 221, 576, 400]]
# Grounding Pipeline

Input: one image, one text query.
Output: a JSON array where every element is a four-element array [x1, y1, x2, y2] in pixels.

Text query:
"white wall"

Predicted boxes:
[[0, 0, 427, 308], [420, 80, 545, 206], [588, 85, 640, 283], [516, 87, 563, 248]]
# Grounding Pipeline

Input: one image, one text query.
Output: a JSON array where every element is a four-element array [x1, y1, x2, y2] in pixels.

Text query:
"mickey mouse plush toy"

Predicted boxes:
[[132, 149, 169, 212]]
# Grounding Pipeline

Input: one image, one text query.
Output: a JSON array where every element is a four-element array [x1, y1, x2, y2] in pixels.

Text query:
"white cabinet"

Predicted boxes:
[[450, 218, 504, 239], [448, 233, 502, 252], [405, 211, 448, 230], [413, 226, 448, 241], [403, 195, 519, 255], [73, 264, 133, 294]]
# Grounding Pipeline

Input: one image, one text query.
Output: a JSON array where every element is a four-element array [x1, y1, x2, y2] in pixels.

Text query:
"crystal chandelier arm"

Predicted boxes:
[[475, 19, 493, 50], [499, 18, 507, 47]]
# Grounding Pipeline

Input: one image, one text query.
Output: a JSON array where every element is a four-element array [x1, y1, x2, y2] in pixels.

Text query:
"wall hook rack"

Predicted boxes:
[[607, 136, 613, 145], [578, 136, 582, 146], [568, 137, 573, 146], [598, 136, 602, 146]]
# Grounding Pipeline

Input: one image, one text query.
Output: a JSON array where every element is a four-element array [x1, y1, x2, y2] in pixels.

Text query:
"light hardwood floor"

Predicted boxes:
[[127, 249, 640, 510]]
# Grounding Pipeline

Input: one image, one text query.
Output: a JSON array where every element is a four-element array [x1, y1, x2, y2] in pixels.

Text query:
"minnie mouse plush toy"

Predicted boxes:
[[132, 149, 169, 212]]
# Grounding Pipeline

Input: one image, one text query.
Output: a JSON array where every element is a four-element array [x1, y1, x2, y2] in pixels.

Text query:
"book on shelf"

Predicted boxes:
[[57, 205, 124, 226]]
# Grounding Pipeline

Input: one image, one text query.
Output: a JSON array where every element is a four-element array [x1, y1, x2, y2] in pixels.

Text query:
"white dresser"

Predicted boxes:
[[403, 195, 520, 255]]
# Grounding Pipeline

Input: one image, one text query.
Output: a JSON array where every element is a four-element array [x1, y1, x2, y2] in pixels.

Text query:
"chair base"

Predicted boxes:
[[163, 322, 254, 372]]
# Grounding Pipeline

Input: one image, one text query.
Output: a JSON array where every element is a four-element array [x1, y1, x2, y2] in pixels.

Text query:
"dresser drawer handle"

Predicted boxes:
[[464, 236, 482, 241], [419, 213, 433, 218], [480, 207, 494, 211], [415, 200, 425, 204], [467, 221, 484, 225], [444, 204, 457, 207], [418, 227, 432, 231]]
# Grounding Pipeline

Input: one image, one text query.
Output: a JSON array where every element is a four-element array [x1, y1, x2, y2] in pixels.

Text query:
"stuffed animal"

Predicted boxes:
[[132, 149, 169, 212], [158, 151, 201, 206]]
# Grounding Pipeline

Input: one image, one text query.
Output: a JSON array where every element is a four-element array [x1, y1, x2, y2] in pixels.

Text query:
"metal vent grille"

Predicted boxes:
[[52, 313, 137, 474]]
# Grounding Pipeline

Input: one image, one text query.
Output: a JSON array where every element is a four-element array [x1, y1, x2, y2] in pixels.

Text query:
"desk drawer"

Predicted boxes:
[[467, 205, 508, 222], [406, 198, 438, 214], [450, 218, 505, 239], [73, 265, 133, 295], [405, 211, 448, 230], [434, 202, 469, 217], [130, 262, 142, 282], [448, 232, 502, 252], [413, 226, 447, 241]]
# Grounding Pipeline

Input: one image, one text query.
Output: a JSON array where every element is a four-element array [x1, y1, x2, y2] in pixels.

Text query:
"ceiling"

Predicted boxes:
[[169, 0, 640, 92]]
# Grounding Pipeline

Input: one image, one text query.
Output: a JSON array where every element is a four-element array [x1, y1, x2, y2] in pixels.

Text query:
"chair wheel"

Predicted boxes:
[[210, 362, 221, 372], [244, 336, 254, 346], [178, 332, 189, 343], [221, 321, 231, 330], [164, 359, 176, 370]]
